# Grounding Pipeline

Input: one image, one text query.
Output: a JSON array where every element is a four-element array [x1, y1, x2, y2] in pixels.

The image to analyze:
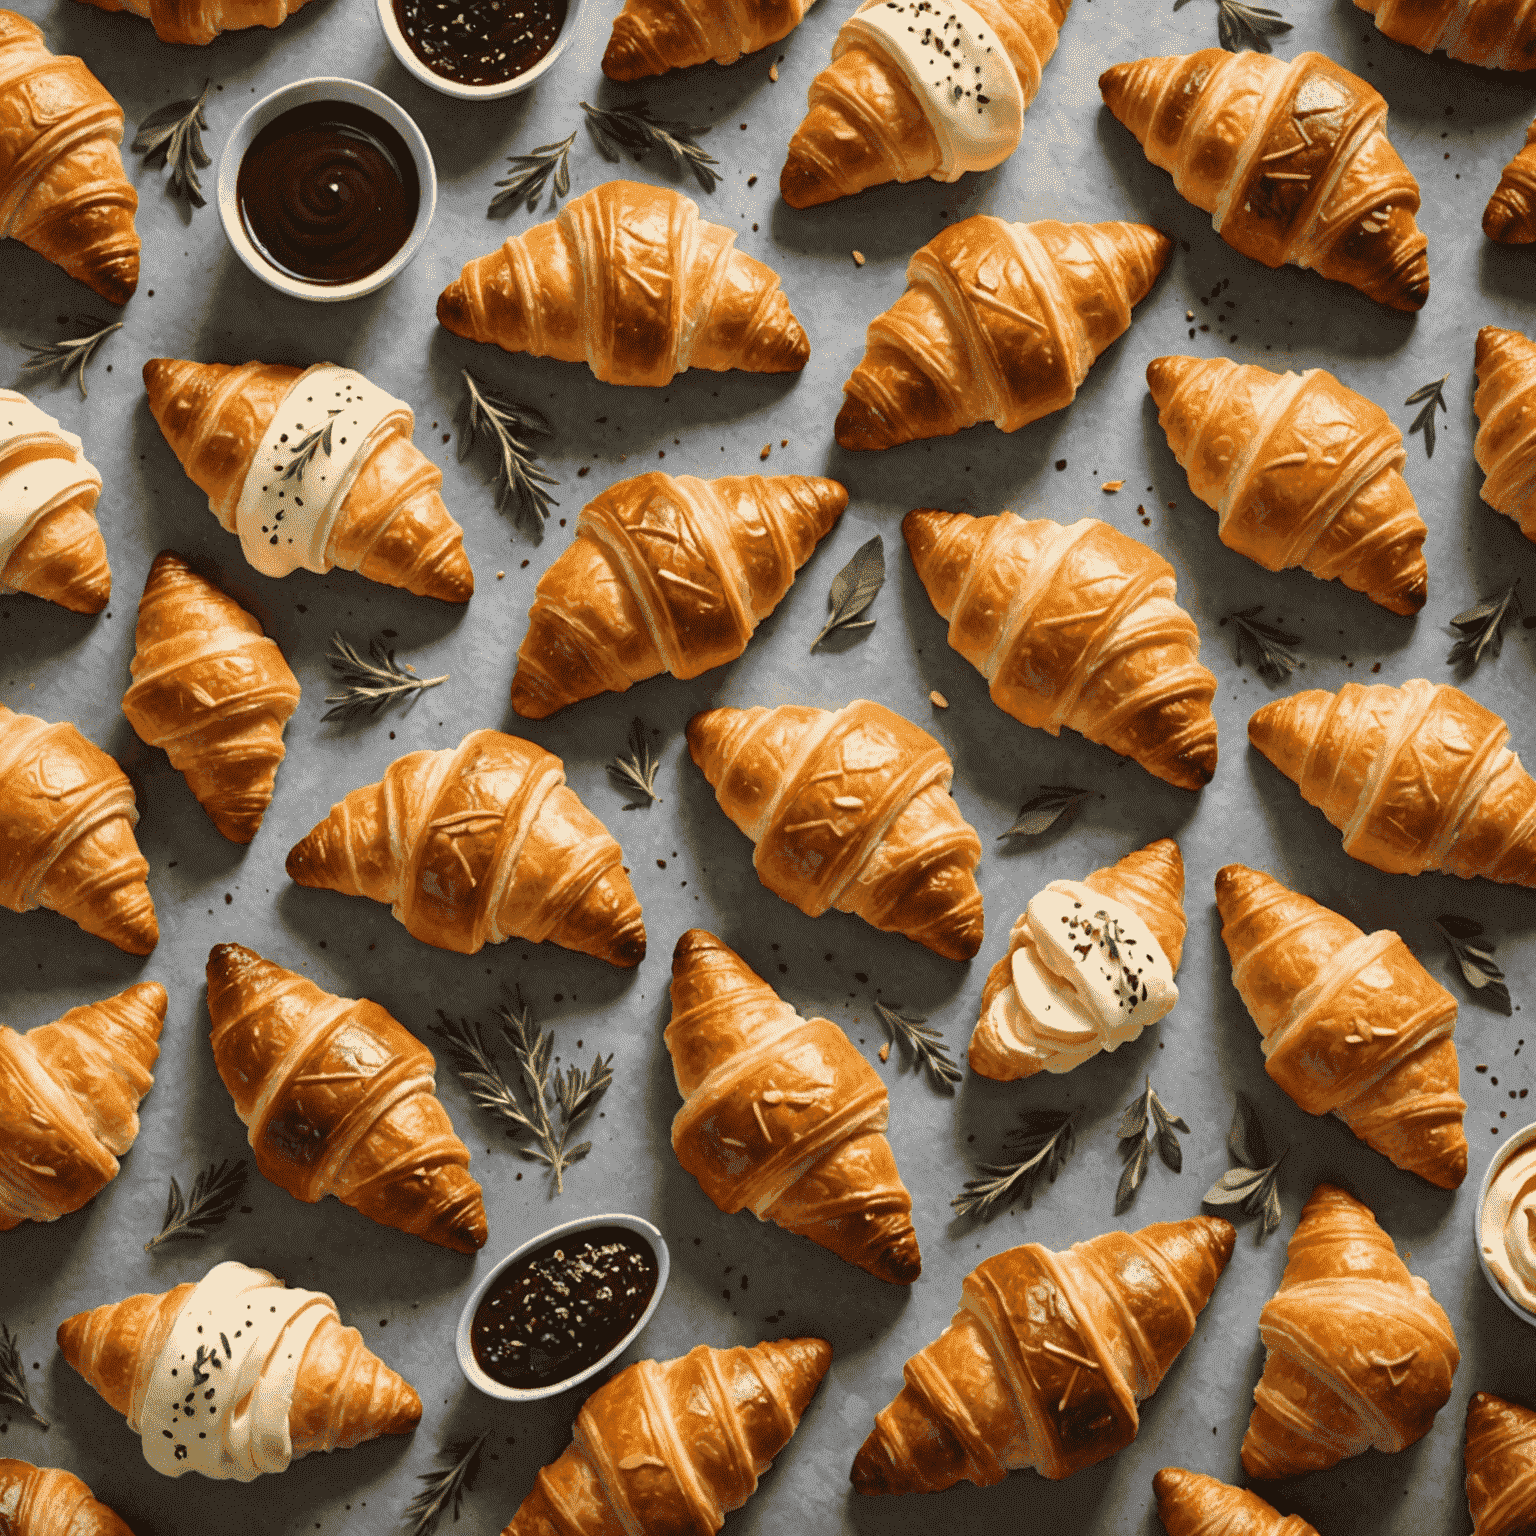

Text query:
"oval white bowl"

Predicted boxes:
[[375, 0, 587, 101], [1475, 1118, 1536, 1329]]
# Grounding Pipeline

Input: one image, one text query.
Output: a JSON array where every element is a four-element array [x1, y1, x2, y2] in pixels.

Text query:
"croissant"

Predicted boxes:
[[970, 838, 1185, 1080], [0, 981, 165, 1231], [437, 181, 809, 386], [286, 729, 646, 965], [57, 1259, 422, 1481], [1215, 864, 1466, 1188], [501, 1337, 830, 1535], [1153, 1467, 1319, 1536], [780, 0, 1069, 207], [1355, 0, 1536, 70], [142, 358, 472, 603], [905, 508, 1218, 789], [206, 943, 487, 1253], [0, 389, 109, 613], [1244, 1183, 1458, 1479], [1475, 326, 1536, 540], [0, 1461, 134, 1536], [1146, 355, 1428, 614], [667, 929, 920, 1284], [70, 0, 315, 46], [1100, 50, 1429, 311], [510, 472, 847, 719], [852, 1215, 1235, 1493], [687, 699, 984, 959], [603, 0, 815, 78], [0, 13, 138, 305], [1248, 679, 1536, 884], [1486, 122, 1536, 243], [0, 706, 156, 954], [1465, 1391, 1536, 1536], [836, 216, 1169, 449]]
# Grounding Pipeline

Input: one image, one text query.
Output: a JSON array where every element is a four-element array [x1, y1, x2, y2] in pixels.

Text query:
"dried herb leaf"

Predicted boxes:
[[998, 785, 1091, 840], [456, 370, 558, 535], [953, 1110, 1074, 1220], [133, 80, 212, 208], [811, 534, 884, 650], [20, 318, 121, 399], [608, 718, 660, 807], [1215, 0, 1292, 52], [144, 1158, 249, 1251], [872, 1000, 961, 1090], [1227, 1088, 1270, 1169], [1226, 605, 1302, 685], [581, 101, 719, 193], [324, 633, 448, 722], [1115, 1078, 1188, 1213], [1405, 374, 1449, 459], [489, 130, 576, 215], [0, 1324, 47, 1428], [1436, 915, 1512, 1014], [401, 1432, 487, 1536], [1447, 581, 1520, 672], [1204, 1094, 1286, 1239], [277, 410, 341, 483]]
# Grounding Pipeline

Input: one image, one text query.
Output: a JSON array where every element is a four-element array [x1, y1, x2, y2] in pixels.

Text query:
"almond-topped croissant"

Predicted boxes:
[[1475, 326, 1536, 540], [1153, 1468, 1319, 1536], [1215, 865, 1466, 1188], [1355, 0, 1536, 70], [0, 1461, 135, 1536], [1100, 50, 1429, 311], [71, 0, 316, 46], [687, 699, 984, 959], [286, 730, 646, 965], [510, 472, 847, 718], [1486, 122, 1536, 244], [905, 509, 1219, 789], [143, 359, 472, 603], [603, 0, 817, 77], [1465, 1391, 1536, 1536]]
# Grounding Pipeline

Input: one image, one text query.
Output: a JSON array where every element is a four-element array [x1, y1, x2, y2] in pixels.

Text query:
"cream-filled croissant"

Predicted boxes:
[[905, 509, 1218, 789], [58, 1260, 421, 1481], [1153, 1467, 1319, 1536], [0, 1461, 135, 1536], [143, 359, 472, 602], [510, 472, 847, 718], [604, 0, 816, 77], [971, 839, 1185, 1080], [1475, 326, 1536, 541], [71, 0, 316, 45], [1465, 1391, 1536, 1536], [1355, 0, 1536, 70]]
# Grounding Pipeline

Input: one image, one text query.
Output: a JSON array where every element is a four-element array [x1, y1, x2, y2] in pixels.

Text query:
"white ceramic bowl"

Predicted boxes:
[[1475, 1118, 1536, 1328], [217, 77, 436, 303], [456, 1212, 669, 1402], [376, 0, 587, 101]]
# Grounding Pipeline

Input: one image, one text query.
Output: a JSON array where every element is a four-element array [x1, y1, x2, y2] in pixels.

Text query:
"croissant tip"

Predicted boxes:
[[671, 927, 724, 966], [869, 1238, 922, 1285], [285, 838, 322, 885], [436, 284, 472, 337], [778, 150, 837, 210], [850, 1437, 901, 1495], [834, 395, 896, 452], [605, 927, 648, 968]]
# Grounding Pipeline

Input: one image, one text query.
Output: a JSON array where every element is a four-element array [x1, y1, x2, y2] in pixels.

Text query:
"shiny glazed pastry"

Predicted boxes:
[[206, 943, 487, 1253], [1465, 1391, 1536, 1536], [1100, 50, 1428, 311], [0, 982, 165, 1230], [1355, 0, 1536, 69], [1215, 865, 1466, 1188], [667, 929, 921, 1284], [0, 1460, 136, 1536], [905, 509, 1218, 789], [286, 729, 646, 965], [1475, 326, 1536, 540], [143, 358, 472, 602], [1486, 121, 1536, 243], [836, 217, 1169, 448], [603, 0, 816, 77], [510, 472, 847, 718], [70, 0, 316, 44], [1153, 1467, 1319, 1535], [437, 181, 809, 385], [687, 699, 984, 959], [852, 1216, 1235, 1492], [1147, 355, 1428, 614]]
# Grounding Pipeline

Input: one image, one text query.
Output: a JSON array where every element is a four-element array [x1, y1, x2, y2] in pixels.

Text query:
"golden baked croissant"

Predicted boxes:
[[1249, 680, 1536, 884], [1215, 864, 1466, 1188], [603, 0, 816, 77], [286, 729, 646, 965], [57, 1259, 421, 1481], [970, 838, 1185, 1081], [836, 216, 1169, 449], [1486, 122, 1536, 243], [1465, 1391, 1536, 1536], [0, 389, 109, 613], [0, 13, 138, 304], [1475, 326, 1536, 540], [780, 0, 1070, 207], [687, 699, 984, 959], [1355, 0, 1536, 70], [0, 981, 165, 1231], [852, 1215, 1235, 1493], [1100, 50, 1429, 311], [437, 181, 809, 386], [71, 0, 316, 45], [510, 471, 847, 718], [1153, 1467, 1319, 1536], [143, 358, 472, 603], [905, 508, 1219, 789], [206, 943, 487, 1253], [1146, 355, 1428, 614], [122, 552, 300, 843], [0, 706, 156, 954], [1244, 1183, 1458, 1480], [667, 929, 920, 1284], [501, 1337, 831, 1535], [0, 1461, 135, 1536]]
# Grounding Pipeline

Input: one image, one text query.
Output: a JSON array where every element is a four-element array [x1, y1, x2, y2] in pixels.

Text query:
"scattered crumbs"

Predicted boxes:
[[740, 123, 748, 130], [852, 250, 865, 266], [620, 454, 627, 462], [768, 62, 778, 80], [760, 443, 771, 460], [1102, 480, 1124, 493], [1167, 502, 1177, 510], [1055, 459, 1067, 471], [879, 1041, 890, 1062], [496, 570, 505, 579], [780, 438, 788, 448], [747, 174, 758, 187], [521, 559, 530, 568], [929, 690, 948, 708], [578, 466, 590, 476], [751, 223, 758, 232], [1185, 310, 1194, 320]]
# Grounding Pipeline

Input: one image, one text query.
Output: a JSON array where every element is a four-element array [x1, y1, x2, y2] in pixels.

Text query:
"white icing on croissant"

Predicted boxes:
[[0, 389, 102, 580]]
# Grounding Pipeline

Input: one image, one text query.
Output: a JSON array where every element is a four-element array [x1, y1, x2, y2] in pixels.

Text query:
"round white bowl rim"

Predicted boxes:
[[216, 76, 437, 303], [455, 1212, 670, 1402], [1474, 1118, 1536, 1330], [374, 0, 586, 101]]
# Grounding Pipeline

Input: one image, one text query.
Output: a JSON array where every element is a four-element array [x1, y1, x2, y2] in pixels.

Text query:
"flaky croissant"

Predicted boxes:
[[603, 0, 815, 77], [1355, 0, 1536, 70], [1487, 121, 1536, 243], [70, 0, 315, 45], [510, 472, 847, 718], [1244, 1183, 1458, 1480], [1475, 326, 1536, 540], [687, 699, 984, 959], [0, 1461, 135, 1536], [58, 1260, 422, 1481], [1153, 1467, 1319, 1536], [0, 981, 165, 1230], [1465, 1391, 1536, 1536], [1147, 355, 1428, 614], [836, 216, 1169, 449], [852, 1215, 1235, 1493], [0, 12, 138, 304], [286, 729, 646, 965], [0, 706, 156, 953], [143, 358, 472, 603], [437, 181, 809, 386], [206, 943, 487, 1253], [1249, 679, 1536, 884], [1215, 864, 1466, 1188], [1100, 50, 1429, 311], [905, 508, 1218, 789]]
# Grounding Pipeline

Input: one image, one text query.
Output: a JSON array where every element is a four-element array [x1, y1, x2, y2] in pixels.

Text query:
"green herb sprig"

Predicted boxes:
[[582, 101, 719, 193], [811, 535, 884, 650], [144, 1158, 249, 1251], [953, 1110, 1074, 1221], [1203, 1093, 1286, 1240], [132, 81, 213, 208], [489, 130, 576, 215], [324, 633, 448, 722], [1436, 915, 1511, 1014], [401, 1432, 487, 1536], [20, 318, 121, 399], [0, 1324, 47, 1428], [872, 1001, 961, 1090], [1115, 1078, 1188, 1214], [456, 370, 558, 535]]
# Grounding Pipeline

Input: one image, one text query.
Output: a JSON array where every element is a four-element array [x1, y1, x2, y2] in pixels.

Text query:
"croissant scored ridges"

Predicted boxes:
[[1355, 0, 1536, 71], [510, 472, 847, 718], [603, 0, 816, 78], [1465, 1391, 1536, 1536], [1475, 326, 1536, 540], [0, 1460, 136, 1536], [70, 0, 317, 46], [1100, 50, 1429, 311], [1153, 1467, 1319, 1536], [1486, 121, 1536, 242], [1146, 355, 1428, 614]]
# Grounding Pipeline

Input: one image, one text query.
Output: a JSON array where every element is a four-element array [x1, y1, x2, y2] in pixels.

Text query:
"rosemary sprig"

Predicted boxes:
[[278, 410, 341, 483], [0, 1324, 47, 1429], [1225, 605, 1302, 685], [953, 1110, 1074, 1221], [1202, 1092, 1286, 1240], [608, 717, 660, 807], [490, 130, 576, 216], [811, 534, 884, 650], [1405, 374, 1450, 459], [20, 318, 121, 399], [998, 785, 1091, 840], [872, 1000, 961, 1090], [144, 1158, 249, 1251], [582, 101, 719, 194], [1115, 1077, 1188, 1214], [1174, 0, 1291, 52], [401, 1432, 487, 1536], [132, 80, 212, 209], [1436, 915, 1512, 1014], [1447, 581, 1521, 672], [456, 370, 558, 535], [324, 633, 449, 721]]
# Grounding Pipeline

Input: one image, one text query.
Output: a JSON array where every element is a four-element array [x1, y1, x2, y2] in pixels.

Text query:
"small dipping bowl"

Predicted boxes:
[[376, 0, 586, 101], [1475, 1118, 1536, 1328], [457, 1212, 669, 1402], [217, 77, 436, 303]]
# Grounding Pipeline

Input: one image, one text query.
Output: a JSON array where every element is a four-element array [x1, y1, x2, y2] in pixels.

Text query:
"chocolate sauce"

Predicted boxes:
[[392, 0, 568, 86]]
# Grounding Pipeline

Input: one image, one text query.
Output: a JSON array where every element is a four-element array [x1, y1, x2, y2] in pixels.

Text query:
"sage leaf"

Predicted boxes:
[[811, 535, 884, 650]]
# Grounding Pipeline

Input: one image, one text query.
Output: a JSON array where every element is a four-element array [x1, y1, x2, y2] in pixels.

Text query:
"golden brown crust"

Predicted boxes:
[[0, 1459, 137, 1536], [70, 0, 318, 46], [1475, 326, 1536, 540], [1356, 0, 1536, 70], [1466, 1391, 1536, 1536], [602, 0, 816, 77], [1153, 1467, 1320, 1535]]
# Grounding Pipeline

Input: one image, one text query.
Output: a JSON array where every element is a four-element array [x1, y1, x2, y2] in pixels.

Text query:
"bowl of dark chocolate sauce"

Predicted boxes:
[[378, 0, 581, 100]]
